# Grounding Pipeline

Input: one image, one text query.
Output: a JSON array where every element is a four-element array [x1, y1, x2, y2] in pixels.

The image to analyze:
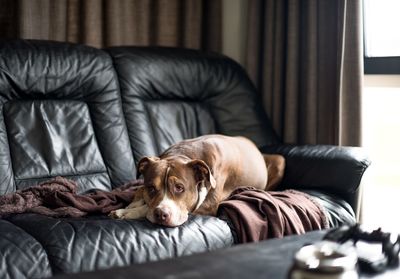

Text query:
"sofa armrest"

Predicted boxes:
[[260, 144, 371, 194]]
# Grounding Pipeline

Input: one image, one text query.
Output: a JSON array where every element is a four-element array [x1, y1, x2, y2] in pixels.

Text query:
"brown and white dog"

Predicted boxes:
[[110, 135, 285, 227]]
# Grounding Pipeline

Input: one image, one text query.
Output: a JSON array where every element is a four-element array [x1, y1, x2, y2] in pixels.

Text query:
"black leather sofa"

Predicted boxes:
[[0, 40, 370, 278]]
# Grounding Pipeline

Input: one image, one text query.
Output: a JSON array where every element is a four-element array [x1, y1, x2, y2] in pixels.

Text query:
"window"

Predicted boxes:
[[364, 0, 400, 74], [362, 0, 400, 232], [362, 76, 400, 232]]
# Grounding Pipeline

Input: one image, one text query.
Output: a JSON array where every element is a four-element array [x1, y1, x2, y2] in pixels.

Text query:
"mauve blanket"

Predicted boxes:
[[0, 177, 142, 217], [217, 187, 329, 243]]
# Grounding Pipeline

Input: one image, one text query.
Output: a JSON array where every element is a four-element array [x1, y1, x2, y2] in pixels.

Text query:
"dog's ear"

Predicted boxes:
[[137, 156, 159, 179], [187, 159, 216, 189]]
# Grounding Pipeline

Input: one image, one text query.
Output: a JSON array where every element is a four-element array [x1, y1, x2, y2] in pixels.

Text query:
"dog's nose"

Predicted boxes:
[[154, 208, 171, 223]]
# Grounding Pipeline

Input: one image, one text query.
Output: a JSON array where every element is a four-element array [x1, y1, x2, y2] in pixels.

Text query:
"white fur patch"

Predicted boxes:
[[194, 186, 208, 211], [147, 195, 188, 227]]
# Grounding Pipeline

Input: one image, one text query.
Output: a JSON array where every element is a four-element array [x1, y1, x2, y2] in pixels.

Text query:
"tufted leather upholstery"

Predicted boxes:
[[0, 219, 51, 279], [7, 214, 232, 274], [261, 144, 370, 211], [106, 47, 279, 168], [0, 40, 370, 278], [0, 40, 136, 193], [54, 230, 330, 279]]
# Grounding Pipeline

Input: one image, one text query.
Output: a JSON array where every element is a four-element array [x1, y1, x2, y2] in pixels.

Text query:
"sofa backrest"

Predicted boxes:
[[0, 40, 279, 193], [107, 47, 279, 169], [0, 40, 136, 194]]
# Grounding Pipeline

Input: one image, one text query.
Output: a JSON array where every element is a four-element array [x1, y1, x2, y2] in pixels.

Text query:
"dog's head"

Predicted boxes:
[[137, 156, 216, 227]]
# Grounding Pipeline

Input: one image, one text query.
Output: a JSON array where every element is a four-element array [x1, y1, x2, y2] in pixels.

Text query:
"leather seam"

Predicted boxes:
[[14, 171, 108, 181], [85, 102, 113, 186], [142, 101, 161, 155], [2, 101, 17, 193]]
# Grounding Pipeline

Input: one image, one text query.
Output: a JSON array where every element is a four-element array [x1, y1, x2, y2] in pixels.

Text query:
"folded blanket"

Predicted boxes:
[[0, 177, 142, 217], [217, 187, 329, 243]]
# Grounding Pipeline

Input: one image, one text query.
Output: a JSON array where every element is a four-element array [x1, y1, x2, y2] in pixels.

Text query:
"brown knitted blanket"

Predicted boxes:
[[217, 187, 329, 243], [0, 177, 142, 217]]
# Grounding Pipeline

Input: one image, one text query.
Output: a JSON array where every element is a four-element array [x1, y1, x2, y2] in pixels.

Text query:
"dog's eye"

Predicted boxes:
[[174, 184, 184, 193], [147, 185, 157, 195]]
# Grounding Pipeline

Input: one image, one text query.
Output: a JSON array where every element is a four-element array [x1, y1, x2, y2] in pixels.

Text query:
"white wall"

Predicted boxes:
[[362, 74, 400, 231], [364, 75, 400, 87]]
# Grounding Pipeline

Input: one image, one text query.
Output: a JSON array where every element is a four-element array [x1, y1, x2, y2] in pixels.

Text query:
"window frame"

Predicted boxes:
[[363, 0, 400, 74], [364, 57, 400, 74]]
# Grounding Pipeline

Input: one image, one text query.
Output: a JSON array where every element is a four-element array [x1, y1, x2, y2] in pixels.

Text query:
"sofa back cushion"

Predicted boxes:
[[0, 40, 135, 194], [107, 47, 279, 171]]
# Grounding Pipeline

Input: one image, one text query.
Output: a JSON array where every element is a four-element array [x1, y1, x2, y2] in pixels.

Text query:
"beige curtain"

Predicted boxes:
[[246, 0, 363, 146], [0, 0, 221, 51]]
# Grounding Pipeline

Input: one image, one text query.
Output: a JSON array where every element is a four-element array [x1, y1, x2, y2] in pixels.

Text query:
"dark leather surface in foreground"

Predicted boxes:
[[53, 230, 400, 279]]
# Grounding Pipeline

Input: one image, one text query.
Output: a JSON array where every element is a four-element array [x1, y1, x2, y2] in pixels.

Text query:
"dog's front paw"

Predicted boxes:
[[109, 209, 125, 219]]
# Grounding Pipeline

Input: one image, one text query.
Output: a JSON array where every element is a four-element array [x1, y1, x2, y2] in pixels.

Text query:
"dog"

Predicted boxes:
[[109, 135, 285, 227]]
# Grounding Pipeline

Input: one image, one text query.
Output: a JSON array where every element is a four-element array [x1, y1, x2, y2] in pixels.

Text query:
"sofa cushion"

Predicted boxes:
[[0, 40, 136, 193], [6, 214, 233, 275], [0, 219, 52, 279], [106, 47, 279, 170], [305, 190, 356, 227]]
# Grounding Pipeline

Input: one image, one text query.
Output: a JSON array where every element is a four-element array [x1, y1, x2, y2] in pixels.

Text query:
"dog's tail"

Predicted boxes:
[[263, 154, 286, 191]]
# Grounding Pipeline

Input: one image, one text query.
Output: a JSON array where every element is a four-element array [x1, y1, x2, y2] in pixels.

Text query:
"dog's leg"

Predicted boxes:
[[126, 199, 145, 209], [110, 204, 149, 219], [126, 187, 146, 209], [109, 187, 148, 219], [263, 154, 285, 191]]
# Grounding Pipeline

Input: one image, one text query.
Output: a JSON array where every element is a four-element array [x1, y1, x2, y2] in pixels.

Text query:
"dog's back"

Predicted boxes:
[[161, 134, 269, 195]]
